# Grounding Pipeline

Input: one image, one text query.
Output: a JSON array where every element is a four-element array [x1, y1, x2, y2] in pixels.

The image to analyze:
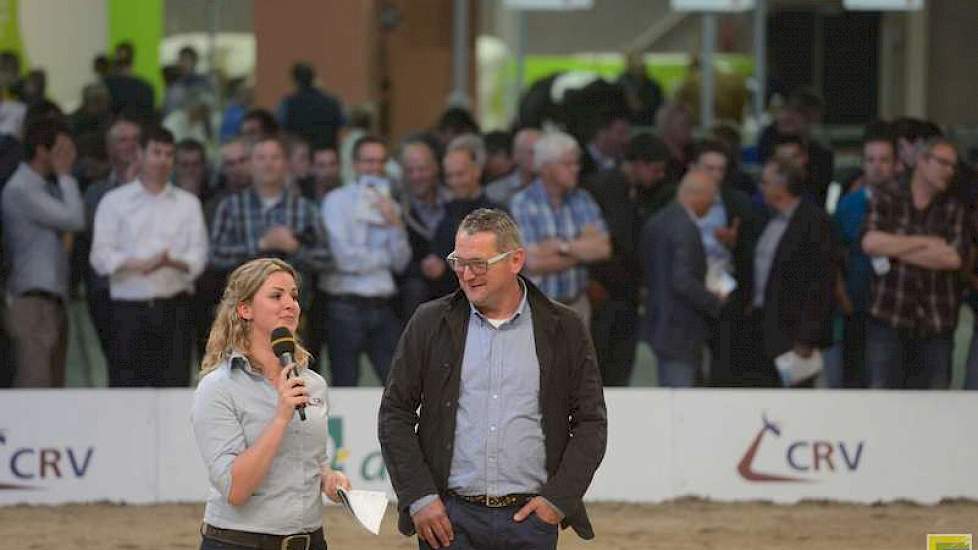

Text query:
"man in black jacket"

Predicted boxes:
[[739, 158, 834, 387], [379, 208, 607, 549], [583, 132, 671, 386]]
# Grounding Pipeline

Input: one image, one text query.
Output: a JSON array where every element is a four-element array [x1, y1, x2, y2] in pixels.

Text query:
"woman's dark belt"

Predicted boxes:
[[201, 523, 321, 550]]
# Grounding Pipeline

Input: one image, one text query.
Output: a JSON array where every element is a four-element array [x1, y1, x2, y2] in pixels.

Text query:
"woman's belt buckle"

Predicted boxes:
[[280, 533, 311, 550]]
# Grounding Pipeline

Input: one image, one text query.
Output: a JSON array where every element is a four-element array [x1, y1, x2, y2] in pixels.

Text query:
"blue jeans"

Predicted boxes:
[[418, 495, 558, 550], [865, 317, 952, 389], [323, 296, 400, 386], [655, 355, 700, 388]]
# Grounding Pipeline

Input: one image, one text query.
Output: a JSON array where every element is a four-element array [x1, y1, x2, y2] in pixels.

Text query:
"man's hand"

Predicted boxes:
[[373, 195, 402, 227], [159, 250, 190, 273], [513, 496, 561, 526], [260, 226, 300, 254], [51, 134, 77, 177], [710, 289, 730, 303], [412, 498, 454, 548], [123, 148, 142, 183], [421, 254, 447, 280], [793, 344, 814, 359], [122, 253, 164, 275], [715, 217, 741, 249], [536, 239, 564, 256]]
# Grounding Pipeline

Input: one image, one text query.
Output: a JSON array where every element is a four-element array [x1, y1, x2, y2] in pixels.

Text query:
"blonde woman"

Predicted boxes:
[[191, 258, 349, 550]]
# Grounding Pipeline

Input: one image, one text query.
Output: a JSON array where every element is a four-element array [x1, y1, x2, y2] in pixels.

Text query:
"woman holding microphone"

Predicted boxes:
[[192, 258, 349, 550]]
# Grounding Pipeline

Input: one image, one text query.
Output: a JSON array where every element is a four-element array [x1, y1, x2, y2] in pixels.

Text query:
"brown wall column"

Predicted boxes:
[[253, 0, 475, 143], [254, 1, 377, 117]]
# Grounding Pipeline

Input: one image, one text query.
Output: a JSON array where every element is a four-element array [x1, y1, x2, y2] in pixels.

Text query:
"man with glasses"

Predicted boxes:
[[862, 137, 965, 389], [511, 131, 611, 328], [379, 208, 607, 550], [318, 135, 410, 386]]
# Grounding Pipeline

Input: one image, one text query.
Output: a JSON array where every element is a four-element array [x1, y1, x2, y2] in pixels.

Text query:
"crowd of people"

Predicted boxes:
[[2, 45, 977, 391]]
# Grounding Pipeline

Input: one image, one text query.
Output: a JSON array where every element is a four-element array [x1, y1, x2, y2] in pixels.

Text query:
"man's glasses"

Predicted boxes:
[[927, 153, 957, 171], [446, 250, 514, 275]]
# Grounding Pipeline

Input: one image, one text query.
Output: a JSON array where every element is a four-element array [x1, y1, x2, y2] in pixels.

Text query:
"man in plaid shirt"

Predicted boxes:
[[861, 137, 965, 389], [208, 137, 332, 364], [511, 132, 610, 329], [209, 136, 332, 275]]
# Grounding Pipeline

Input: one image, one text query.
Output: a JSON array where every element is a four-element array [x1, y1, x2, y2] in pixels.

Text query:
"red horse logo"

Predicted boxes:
[[737, 413, 809, 482]]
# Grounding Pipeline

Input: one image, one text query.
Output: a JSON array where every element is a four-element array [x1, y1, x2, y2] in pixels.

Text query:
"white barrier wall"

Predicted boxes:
[[2, 389, 977, 505]]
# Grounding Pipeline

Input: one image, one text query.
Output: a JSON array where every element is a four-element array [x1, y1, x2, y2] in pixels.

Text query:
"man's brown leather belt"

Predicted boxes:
[[450, 492, 536, 508], [201, 523, 320, 550]]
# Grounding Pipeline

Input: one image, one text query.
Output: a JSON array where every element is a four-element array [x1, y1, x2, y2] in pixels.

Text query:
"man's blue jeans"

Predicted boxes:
[[323, 295, 400, 386], [865, 317, 951, 389]]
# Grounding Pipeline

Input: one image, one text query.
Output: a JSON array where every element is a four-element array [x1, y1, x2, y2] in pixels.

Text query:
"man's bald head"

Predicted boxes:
[[677, 169, 718, 218]]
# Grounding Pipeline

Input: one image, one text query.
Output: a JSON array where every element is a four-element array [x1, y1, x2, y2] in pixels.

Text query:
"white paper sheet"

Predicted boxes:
[[774, 349, 824, 387], [326, 488, 389, 535], [706, 261, 737, 297]]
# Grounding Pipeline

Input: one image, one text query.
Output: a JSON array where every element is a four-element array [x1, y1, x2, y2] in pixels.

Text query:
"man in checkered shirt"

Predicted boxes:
[[861, 137, 965, 389], [510, 131, 610, 329]]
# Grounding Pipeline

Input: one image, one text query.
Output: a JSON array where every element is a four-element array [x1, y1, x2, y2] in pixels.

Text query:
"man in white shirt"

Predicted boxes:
[[320, 135, 411, 386], [90, 126, 208, 387]]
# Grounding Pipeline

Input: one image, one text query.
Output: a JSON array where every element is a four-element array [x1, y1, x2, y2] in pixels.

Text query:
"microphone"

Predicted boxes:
[[271, 326, 306, 421]]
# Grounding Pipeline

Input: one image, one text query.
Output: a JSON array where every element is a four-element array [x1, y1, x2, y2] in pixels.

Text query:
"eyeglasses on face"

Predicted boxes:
[[445, 250, 514, 275], [927, 153, 956, 171]]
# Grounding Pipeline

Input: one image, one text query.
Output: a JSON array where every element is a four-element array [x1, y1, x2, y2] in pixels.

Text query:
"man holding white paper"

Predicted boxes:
[[641, 170, 726, 387], [740, 158, 834, 387]]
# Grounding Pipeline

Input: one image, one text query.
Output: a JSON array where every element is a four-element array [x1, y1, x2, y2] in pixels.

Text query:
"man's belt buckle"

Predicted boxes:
[[280, 533, 311, 550], [485, 494, 517, 508]]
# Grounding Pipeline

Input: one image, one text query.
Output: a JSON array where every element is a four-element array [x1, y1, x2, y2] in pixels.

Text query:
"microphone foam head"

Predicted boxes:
[[270, 326, 295, 357]]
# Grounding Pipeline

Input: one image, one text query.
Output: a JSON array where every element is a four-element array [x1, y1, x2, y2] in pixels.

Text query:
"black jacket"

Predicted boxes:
[[751, 200, 835, 358], [378, 278, 608, 540]]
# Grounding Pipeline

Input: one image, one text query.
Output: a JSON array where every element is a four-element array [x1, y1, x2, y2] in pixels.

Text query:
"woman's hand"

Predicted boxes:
[[321, 467, 352, 503], [274, 366, 307, 422]]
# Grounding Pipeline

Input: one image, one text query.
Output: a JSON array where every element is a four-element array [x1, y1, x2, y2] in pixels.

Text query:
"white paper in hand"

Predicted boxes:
[[774, 349, 823, 387], [327, 488, 388, 535], [705, 261, 737, 298]]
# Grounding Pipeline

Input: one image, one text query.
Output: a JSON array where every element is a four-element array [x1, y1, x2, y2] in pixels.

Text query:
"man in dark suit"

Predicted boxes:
[[641, 170, 726, 387], [738, 158, 835, 387], [583, 132, 671, 386]]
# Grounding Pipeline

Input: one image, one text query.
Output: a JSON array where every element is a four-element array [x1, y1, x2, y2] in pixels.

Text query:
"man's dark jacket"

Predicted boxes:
[[378, 277, 608, 540], [641, 201, 722, 364], [750, 199, 835, 358]]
